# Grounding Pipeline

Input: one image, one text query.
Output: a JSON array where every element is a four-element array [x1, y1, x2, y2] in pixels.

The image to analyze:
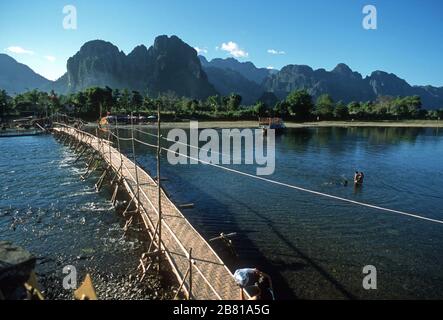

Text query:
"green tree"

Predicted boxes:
[[274, 101, 290, 117], [286, 89, 313, 120], [254, 101, 268, 116], [12, 90, 43, 115], [112, 89, 121, 109], [177, 97, 199, 115], [226, 93, 242, 111], [48, 90, 61, 116], [402, 95, 422, 118], [389, 98, 410, 119], [374, 96, 393, 119], [206, 95, 221, 112], [74, 91, 87, 115], [84, 87, 113, 119], [333, 101, 349, 119], [142, 95, 154, 111], [315, 94, 334, 119], [0, 90, 12, 119], [131, 90, 143, 113], [347, 101, 363, 118], [118, 89, 131, 111]]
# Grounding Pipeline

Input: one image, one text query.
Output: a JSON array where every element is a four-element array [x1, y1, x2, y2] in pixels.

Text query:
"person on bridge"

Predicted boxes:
[[234, 268, 274, 300]]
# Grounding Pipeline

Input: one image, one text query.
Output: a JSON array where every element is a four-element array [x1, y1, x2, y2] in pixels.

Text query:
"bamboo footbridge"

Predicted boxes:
[[51, 117, 243, 300]]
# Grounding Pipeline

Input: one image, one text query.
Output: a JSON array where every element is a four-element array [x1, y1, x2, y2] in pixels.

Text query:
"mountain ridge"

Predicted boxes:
[[262, 63, 443, 108], [1, 35, 442, 109], [49, 35, 217, 99], [0, 54, 51, 94], [199, 56, 275, 84]]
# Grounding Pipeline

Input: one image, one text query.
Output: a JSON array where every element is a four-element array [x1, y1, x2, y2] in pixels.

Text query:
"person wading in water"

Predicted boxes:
[[354, 171, 365, 185]]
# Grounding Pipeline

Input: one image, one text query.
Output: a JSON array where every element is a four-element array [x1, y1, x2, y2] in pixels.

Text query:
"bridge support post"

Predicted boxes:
[[73, 137, 83, 153], [68, 133, 76, 148], [123, 215, 133, 233], [130, 112, 141, 215], [95, 165, 111, 192], [74, 145, 89, 163], [61, 133, 70, 144], [110, 178, 122, 206], [156, 104, 162, 274], [188, 248, 193, 300], [122, 198, 134, 217], [81, 151, 100, 181]]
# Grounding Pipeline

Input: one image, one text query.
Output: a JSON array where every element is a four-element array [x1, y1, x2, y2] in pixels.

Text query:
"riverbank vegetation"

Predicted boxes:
[[1, 87, 442, 122]]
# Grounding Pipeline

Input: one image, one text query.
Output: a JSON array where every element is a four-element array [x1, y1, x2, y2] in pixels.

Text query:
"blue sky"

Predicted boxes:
[[0, 0, 442, 86]]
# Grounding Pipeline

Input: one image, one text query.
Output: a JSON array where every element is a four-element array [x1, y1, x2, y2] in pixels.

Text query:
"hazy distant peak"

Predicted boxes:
[[0, 53, 17, 63], [198, 55, 209, 65], [200, 56, 274, 84], [282, 64, 314, 74], [0, 53, 51, 94]]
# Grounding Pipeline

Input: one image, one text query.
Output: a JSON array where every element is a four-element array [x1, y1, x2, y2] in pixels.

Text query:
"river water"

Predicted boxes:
[[1, 126, 443, 299], [0, 134, 172, 299]]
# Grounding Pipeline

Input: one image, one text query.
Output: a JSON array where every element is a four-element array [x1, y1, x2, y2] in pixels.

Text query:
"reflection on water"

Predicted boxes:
[[114, 125, 443, 299], [1, 126, 443, 299]]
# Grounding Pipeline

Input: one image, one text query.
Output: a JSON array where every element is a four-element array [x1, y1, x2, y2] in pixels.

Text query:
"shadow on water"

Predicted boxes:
[[218, 191, 357, 300], [121, 127, 377, 300], [143, 153, 355, 299], [159, 172, 299, 300]]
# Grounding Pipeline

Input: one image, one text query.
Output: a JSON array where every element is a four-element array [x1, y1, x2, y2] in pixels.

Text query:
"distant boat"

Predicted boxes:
[[259, 117, 286, 135]]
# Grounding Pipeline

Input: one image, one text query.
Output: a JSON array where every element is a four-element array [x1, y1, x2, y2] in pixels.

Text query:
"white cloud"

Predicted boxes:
[[267, 49, 286, 55], [266, 66, 275, 70], [45, 55, 56, 62], [194, 47, 208, 55], [5, 46, 34, 55], [220, 41, 249, 58]]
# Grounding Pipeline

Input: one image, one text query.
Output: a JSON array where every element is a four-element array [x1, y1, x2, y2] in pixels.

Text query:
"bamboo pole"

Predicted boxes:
[[115, 117, 123, 177], [130, 112, 140, 214], [188, 248, 193, 300], [108, 129, 111, 165], [157, 104, 162, 273], [174, 267, 190, 300]]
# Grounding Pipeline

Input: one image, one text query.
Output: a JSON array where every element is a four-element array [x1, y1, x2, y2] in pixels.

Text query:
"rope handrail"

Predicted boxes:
[[133, 137, 157, 148], [132, 128, 233, 160], [108, 130, 133, 141]]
